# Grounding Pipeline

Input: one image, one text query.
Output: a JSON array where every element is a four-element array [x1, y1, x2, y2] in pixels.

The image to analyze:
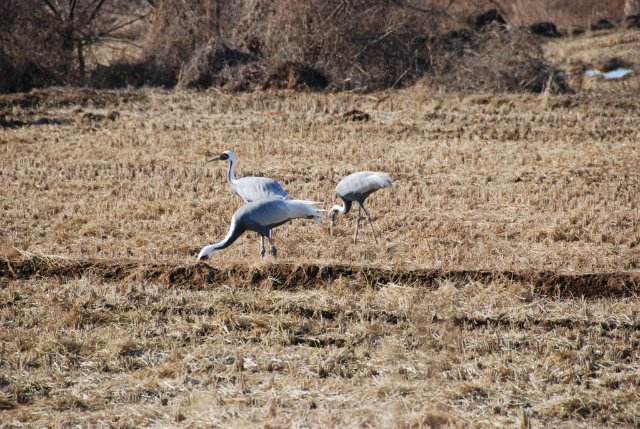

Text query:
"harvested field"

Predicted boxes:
[[1, 261, 640, 428], [2, 31, 640, 428], [2, 89, 639, 271]]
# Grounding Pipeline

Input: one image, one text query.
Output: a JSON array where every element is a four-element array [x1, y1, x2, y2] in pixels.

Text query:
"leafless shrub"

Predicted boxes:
[[226, 0, 447, 91], [0, 0, 151, 92], [0, 50, 61, 94], [425, 24, 569, 93], [142, 0, 224, 74], [142, 0, 565, 93]]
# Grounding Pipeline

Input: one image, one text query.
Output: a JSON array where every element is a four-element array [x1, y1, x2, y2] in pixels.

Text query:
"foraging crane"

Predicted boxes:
[[329, 171, 393, 244], [207, 150, 290, 203], [197, 198, 325, 260]]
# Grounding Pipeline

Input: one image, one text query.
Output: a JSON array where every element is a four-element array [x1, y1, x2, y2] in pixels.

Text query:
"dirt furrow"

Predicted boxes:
[[2, 257, 639, 298]]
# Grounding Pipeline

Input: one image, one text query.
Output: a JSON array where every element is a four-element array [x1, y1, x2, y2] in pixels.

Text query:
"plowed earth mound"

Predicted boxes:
[[2, 257, 638, 298]]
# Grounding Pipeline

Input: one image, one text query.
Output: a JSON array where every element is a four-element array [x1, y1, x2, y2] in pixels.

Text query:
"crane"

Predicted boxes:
[[329, 171, 393, 244], [206, 150, 290, 202], [197, 198, 325, 260], [206, 150, 292, 253]]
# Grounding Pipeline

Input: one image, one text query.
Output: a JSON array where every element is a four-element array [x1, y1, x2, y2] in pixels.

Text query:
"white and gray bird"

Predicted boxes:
[[197, 198, 325, 260], [329, 171, 393, 244], [206, 150, 292, 253], [207, 150, 290, 203]]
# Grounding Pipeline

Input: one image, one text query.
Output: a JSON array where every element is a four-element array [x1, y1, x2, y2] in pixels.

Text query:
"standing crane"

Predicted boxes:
[[197, 198, 325, 260], [329, 171, 393, 244], [207, 150, 290, 202]]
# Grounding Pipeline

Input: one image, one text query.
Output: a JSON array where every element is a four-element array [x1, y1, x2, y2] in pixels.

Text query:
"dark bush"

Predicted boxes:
[[0, 50, 61, 94], [425, 25, 569, 94], [591, 19, 615, 31], [475, 9, 506, 28], [89, 61, 176, 89], [263, 61, 329, 91], [529, 22, 562, 37]]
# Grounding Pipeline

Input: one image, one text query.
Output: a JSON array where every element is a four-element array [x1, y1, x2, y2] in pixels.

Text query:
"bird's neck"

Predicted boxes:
[[198, 217, 245, 259], [331, 200, 352, 215], [227, 159, 238, 184]]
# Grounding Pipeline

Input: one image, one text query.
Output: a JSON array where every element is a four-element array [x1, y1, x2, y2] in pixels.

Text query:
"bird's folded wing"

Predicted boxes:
[[235, 178, 289, 202], [250, 199, 325, 226]]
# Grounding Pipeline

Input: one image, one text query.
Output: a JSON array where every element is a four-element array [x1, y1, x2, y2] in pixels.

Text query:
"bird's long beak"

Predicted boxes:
[[205, 155, 222, 164], [330, 218, 334, 236]]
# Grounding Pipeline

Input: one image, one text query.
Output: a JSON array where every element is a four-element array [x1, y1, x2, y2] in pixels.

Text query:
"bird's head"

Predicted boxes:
[[197, 246, 214, 261], [328, 208, 339, 224], [328, 207, 340, 235], [206, 150, 235, 164]]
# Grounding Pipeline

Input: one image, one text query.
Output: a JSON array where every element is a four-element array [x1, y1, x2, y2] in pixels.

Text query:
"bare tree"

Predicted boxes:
[[35, 0, 151, 78]]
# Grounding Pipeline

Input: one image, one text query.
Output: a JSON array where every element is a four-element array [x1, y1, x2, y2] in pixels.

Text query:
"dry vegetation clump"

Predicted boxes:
[[0, 274, 638, 427], [0, 50, 61, 95], [493, 0, 638, 28], [425, 24, 569, 93], [262, 61, 330, 92], [177, 39, 257, 90], [89, 61, 177, 89], [143, 0, 561, 93], [143, 0, 445, 91]]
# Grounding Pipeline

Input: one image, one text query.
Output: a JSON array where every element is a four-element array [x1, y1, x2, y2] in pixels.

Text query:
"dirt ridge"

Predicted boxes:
[[2, 257, 638, 298]]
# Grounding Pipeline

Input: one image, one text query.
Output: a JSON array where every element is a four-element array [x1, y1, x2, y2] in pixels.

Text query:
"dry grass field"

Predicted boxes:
[[2, 30, 640, 428], [2, 87, 640, 271]]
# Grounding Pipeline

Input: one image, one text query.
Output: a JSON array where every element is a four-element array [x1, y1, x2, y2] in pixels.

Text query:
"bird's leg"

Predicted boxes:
[[360, 204, 379, 245], [266, 235, 277, 259], [353, 206, 361, 244], [259, 235, 266, 258]]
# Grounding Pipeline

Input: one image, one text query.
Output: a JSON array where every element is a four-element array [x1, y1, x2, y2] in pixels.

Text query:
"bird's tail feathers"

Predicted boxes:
[[287, 200, 326, 226]]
